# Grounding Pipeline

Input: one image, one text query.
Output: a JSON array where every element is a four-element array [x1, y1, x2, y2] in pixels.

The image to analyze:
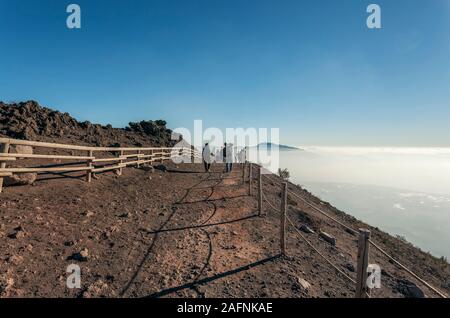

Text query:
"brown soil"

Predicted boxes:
[[1, 162, 449, 298]]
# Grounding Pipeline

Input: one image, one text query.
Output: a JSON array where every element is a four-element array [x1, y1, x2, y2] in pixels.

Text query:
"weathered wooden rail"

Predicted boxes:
[[0, 137, 201, 192]]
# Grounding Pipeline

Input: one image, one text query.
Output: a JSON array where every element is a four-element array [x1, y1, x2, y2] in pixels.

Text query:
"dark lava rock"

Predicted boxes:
[[67, 248, 89, 262], [394, 279, 425, 298], [154, 164, 168, 172], [0, 101, 177, 148], [345, 263, 355, 272]]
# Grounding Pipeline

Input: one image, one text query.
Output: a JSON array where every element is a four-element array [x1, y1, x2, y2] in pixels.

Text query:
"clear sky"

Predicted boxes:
[[1, 0, 449, 146]]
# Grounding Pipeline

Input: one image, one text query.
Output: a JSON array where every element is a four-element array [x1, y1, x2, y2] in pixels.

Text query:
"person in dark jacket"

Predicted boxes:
[[223, 143, 234, 173]]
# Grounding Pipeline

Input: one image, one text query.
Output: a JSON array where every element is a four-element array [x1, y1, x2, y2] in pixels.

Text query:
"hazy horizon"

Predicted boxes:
[[278, 147, 450, 195], [276, 147, 450, 258]]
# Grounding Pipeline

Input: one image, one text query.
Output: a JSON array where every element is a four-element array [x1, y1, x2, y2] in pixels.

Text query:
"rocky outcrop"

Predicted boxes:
[[3, 173, 37, 187], [0, 101, 177, 147]]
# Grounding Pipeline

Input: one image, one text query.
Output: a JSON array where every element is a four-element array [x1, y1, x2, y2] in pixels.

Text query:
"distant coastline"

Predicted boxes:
[[256, 142, 301, 151]]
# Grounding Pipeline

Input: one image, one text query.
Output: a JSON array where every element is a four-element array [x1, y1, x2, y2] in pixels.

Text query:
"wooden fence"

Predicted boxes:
[[250, 163, 448, 298], [0, 137, 201, 193]]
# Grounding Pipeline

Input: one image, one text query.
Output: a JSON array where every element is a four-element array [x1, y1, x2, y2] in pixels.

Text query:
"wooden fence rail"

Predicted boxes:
[[0, 137, 201, 193]]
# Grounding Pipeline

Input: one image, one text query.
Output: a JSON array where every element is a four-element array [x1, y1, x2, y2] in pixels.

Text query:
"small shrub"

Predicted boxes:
[[278, 168, 290, 181]]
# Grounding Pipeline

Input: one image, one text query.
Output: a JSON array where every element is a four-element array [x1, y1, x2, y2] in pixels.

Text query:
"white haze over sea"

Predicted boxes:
[[277, 147, 450, 259]]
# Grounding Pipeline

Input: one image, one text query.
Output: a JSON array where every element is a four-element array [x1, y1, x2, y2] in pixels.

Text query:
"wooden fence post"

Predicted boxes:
[[150, 150, 154, 167], [118, 150, 124, 176], [242, 161, 246, 182], [248, 163, 252, 196], [258, 167, 263, 216], [137, 150, 141, 168], [280, 182, 287, 255], [0, 142, 11, 193], [355, 229, 371, 298], [86, 150, 93, 182]]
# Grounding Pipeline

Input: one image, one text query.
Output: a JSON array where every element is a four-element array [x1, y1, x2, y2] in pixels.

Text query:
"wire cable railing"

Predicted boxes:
[[250, 163, 448, 298], [369, 239, 447, 298], [285, 213, 357, 285], [260, 175, 357, 285]]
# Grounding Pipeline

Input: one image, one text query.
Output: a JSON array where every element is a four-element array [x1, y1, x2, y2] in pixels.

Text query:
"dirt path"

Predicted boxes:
[[1, 163, 449, 298]]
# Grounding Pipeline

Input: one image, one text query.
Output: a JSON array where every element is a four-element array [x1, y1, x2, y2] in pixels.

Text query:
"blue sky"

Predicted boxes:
[[1, 0, 449, 146]]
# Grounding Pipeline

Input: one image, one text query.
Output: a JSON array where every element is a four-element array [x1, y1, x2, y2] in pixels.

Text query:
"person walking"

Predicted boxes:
[[223, 143, 234, 173], [239, 147, 246, 164], [216, 148, 222, 163], [202, 143, 212, 172], [222, 143, 227, 172]]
